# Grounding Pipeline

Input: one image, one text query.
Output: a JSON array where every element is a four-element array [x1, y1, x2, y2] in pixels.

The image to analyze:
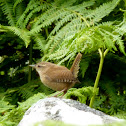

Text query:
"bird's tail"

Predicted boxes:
[[70, 53, 82, 78]]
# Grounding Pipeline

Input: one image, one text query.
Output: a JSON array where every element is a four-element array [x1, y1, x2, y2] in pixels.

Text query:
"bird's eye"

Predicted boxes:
[[38, 65, 41, 67]]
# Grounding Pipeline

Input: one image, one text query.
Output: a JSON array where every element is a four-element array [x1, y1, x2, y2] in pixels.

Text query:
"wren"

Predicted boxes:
[[29, 53, 82, 97]]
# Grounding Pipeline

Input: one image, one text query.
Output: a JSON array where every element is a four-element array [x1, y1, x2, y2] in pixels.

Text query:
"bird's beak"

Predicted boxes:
[[29, 64, 36, 68]]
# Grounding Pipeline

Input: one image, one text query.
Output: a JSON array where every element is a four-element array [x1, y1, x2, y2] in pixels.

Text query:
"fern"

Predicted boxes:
[[86, 0, 120, 23], [0, 98, 15, 113], [0, 0, 48, 47], [0, 0, 16, 26], [0, 25, 31, 47], [16, 0, 41, 28], [13, 0, 24, 13], [47, 23, 125, 64], [4, 79, 53, 103], [38, 0, 124, 62], [33, 34, 46, 52], [0, 0, 126, 119], [65, 87, 98, 104], [14, 2, 25, 22], [1, 0, 124, 54], [0, 93, 45, 126], [80, 57, 91, 78]]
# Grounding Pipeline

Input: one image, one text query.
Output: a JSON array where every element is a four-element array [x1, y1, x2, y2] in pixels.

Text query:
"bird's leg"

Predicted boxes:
[[53, 88, 67, 97], [59, 90, 67, 98]]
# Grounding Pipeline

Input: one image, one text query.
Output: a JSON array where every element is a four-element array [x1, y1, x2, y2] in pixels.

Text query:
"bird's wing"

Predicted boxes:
[[46, 69, 79, 83]]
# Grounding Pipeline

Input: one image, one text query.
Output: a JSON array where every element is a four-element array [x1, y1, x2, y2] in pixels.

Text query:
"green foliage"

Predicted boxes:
[[35, 120, 76, 126], [0, 98, 15, 114], [1, 79, 54, 105], [0, 25, 31, 47], [35, 120, 126, 126], [41, 0, 126, 63], [0, 93, 46, 126], [114, 111, 126, 120], [0, 0, 125, 57], [79, 56, 91, 78], [65, 87, 98, 104], [0, 0, 47, 47], [47, 23, 125, 64], [104, 121, 126, 126], [80, 53, 126, 115], [0, 0, 126, 125], [0, 33, 30, 88]]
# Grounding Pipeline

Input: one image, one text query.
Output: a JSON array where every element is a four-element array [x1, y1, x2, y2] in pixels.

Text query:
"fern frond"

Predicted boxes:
[[23, 1, 50, 29], [23, 6, 44, 28], [65, 86, 98, 103], [68, 0, 95, 12], [80, 57, 90, 78], [42, 0, 123, 62], [0, 98, 15, 113], [116, 39, 126, 55], [14, 2, 25, 22], [45, 18, 85, 55], [116, 12, 126, 36], [47, 22, 125, 61], [0, 25, 30, 47], [13, 0, 24, 13], [58, 52, 75, 65], [1, 0, 125, 62], [32, 0, 95, 30], [49, 17, 83, 37], [0, 93, 46, 126], [0, 0, 15, 26], [86, 0, 120, 23], [29, 24, 43, 35], [33, 34, 46, 52], [8, 27, 30, 47], [32, 7, 56, 28], [16, 0, 40, 28]]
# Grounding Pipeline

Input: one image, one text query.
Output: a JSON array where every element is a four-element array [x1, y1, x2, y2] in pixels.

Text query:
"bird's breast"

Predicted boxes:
[[39, 74, 75, 91]]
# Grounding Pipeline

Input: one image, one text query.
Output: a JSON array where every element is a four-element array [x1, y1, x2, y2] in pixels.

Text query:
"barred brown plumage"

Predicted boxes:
[[29, 53, 82, 97]]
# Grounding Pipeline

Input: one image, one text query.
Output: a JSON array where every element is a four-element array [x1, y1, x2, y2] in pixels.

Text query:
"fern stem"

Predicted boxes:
[[71, 11, 90, 27], [104, 49, 109, 57], [89, 48, 108, 108], [28, 41, 33, 82], [45, 28, 49, 38], [124, 0, 126, 8]]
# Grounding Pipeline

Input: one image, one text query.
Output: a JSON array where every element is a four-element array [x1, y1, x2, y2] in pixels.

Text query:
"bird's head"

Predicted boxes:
[[29, 62, 52, 73]]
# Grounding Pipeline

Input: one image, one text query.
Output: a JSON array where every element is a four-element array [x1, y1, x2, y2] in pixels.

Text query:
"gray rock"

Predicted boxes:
[[18, 97, 124, 126]]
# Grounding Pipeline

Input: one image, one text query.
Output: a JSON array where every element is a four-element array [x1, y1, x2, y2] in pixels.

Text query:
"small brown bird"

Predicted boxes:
[[29, 53, 82, 97]]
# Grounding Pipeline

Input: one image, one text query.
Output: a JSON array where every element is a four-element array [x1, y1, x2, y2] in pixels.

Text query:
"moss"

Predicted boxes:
[[34, 120, 76, 126]]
